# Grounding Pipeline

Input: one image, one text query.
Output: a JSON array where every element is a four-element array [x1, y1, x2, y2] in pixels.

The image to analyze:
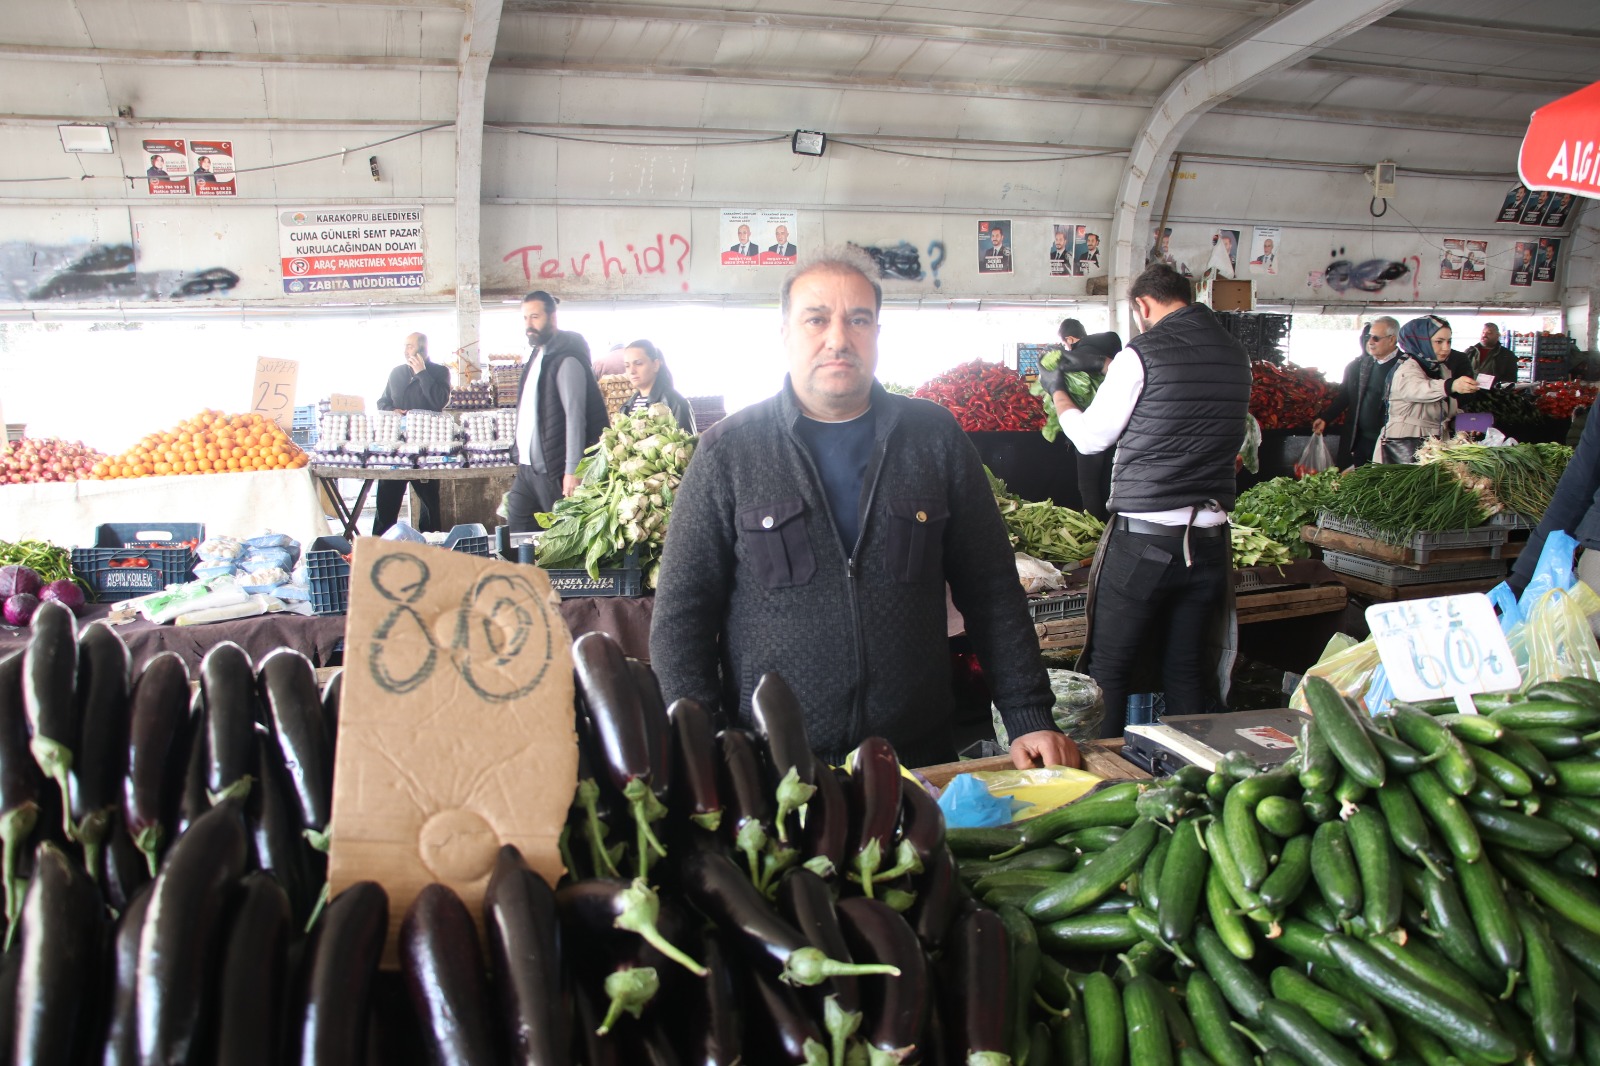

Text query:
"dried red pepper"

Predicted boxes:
[[1249, 361, 1339, 431], [1533, 381, 1598, 419], [914, 361, 1045, 432]]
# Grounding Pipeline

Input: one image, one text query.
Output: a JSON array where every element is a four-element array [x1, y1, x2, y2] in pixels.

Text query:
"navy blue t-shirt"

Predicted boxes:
[[795, 407, 877, 553]]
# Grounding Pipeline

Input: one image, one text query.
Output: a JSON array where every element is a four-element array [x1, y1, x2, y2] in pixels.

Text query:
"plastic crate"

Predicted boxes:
[[543, 549, 644, 598], [305, 536, 352, 616], [1027, 591, 1088, 623], [70, 522, 202, 602], [1319, 549, 1506, 587], [1487, 511, 1535, 530], [443, 523, 491, 558], [1315, 512, 1507, 560]]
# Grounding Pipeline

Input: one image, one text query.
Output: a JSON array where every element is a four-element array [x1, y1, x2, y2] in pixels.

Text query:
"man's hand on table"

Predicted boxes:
[[562, 473, 581, 497], [1010, 729, 1082, 769]]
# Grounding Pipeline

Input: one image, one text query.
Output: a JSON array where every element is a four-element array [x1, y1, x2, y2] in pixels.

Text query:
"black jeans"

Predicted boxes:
[[373, 478, 442, 535], [506, 465, 564, 533], [1085, 523, 1230, 737]]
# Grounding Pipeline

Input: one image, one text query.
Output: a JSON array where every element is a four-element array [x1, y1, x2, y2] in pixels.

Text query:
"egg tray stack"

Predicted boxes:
[[489, 361, 525, 408], [361, 412, 411, 469], [446, 382, 497, 411], [459, 410, 515, 468], [598, 374, 634, 420], [404, 411, 466, 470]]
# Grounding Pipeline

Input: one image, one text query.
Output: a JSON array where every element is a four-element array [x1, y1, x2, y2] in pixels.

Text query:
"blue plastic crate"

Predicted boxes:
[[305, 535, 352, 616], [70, 522, 202, 602], [443, 523, 491, 559]]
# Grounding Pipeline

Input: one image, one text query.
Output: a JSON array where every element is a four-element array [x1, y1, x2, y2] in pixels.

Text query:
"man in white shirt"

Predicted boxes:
[[506, 290, 609, 531], [1039, 263, 1252, 735]]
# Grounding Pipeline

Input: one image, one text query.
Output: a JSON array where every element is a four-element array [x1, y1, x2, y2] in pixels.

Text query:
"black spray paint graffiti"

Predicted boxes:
[[848, 240, 947, 287], [1317, 248, 1420, 298], [0, 241, 238, 303]]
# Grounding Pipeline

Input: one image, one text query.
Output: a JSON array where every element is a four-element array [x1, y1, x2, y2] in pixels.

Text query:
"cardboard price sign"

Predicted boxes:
[[252, 357, 299, 430], [327, 539, 575, 964], [328, 393, 364, 414], [1366, 593, 1521, 711]]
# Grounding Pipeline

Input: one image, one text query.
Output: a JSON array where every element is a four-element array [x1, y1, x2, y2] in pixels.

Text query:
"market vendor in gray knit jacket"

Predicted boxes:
[[649, 251, 1079, 771]]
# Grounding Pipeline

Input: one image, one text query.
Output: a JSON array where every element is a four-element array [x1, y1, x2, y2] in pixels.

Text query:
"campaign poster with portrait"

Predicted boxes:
[[1076, 226, 1104, 277], [1438, 239, 1465, 281], [755, 209, 798, 266], [978, 219, 1013, 275], [1542, 193, 1575, 229], [142, 138, 190, 196], [1534, 238, 1562, 284], [1048, 223, 1076, 277], [1510, 242, 1534, 288], [1461, 240, 1487, 283], [1520, 189, 1553, 226], [1248, 227, 1280, 276], [1495, 183, 1529, 224], [191, 141, 236, 197], [1210, 228, 1241, 276], [720, 209, 761, 266]]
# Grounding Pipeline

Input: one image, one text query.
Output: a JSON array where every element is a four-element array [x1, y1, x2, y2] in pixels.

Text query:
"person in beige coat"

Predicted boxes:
[[1377, 315, 1478, 463]]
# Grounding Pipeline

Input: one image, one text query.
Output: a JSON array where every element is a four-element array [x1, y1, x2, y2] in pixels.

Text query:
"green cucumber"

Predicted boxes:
[[1466, 805, 1573, 855], [999, 904, 1041, 1066], [1557, 842, 1599, 880], [1494, 846, 1600, 937], [1463, 775, 1511, 811], [1527, 678, 1600, 706], [1158, 817, 1209, 944], [1543, 795, 1600, 850], [1405, 767, 1482, 863], [1305, 676, 1386, 788], [1269, 967, 1367, 1038], [1554, 756, 1600, 796], [1346, 805, 1400, 935], [1375, 783, 1444, 876], [1036, 911, 1142, 953], [1225, 786, 1270, 892], [1055, 990, 1089, 1065], [1186, 971, 1254, 1066], [1141, 831, 1172, 913], [1311, 819, 1362, 921], [1269, 917, 1337, 969], [1309, 962, 1401, 1061], [1298, 718, 1338, 793], [1548, 906, 1600, 985], [1302, 791, 1340, 824], [1017, 783, 1145, 847], [1082, 971, 1125, 1066], [1402, 864, 1503, 993], [1455, 856, 1524, 972], [1194, 924, 1270, 1022], [1150, 972, 1200, 1053], [984, 884, 1047, 910], [959, 845, 1078, 883], [1389, 705, 1476, 795], [946, 823, 1026, 857], [1370, 726, 1435, 774], [1206, 863, 1255, 961], [1516, 905, 1576, 1064], [1323, 935, 1516, 1063], [1123, 974, 1174, 1066], [1491, 728, 1557, 786], [1258, 834, 1312, 914], [1204, 820, 1272, 925], [975, 868, 1073, 896], [1333, 770, 1370, 806], [1435, 712, 1505, 745], [1027, 1021, 1053, 1066], [1257, 999, 1365, 1066], [1058, 825, 1127, 852], [1461, 742, 1534, 796], [1491, 701, 1600, 731], [1519, 725, 1592, 758], [1037, 954, 1076, 1010], [1026, 818, 1160, 923], [1364, 935, 1491, 1017], [1256, 796, 1305, 839]]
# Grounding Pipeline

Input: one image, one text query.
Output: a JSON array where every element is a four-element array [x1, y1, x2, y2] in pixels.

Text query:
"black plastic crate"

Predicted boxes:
[[70, 522, 202, 602], [544, 548, 644, 598], [305, 536, 352, 616], [443, 523, 491, 559], [1026, 591, 1088, 623]]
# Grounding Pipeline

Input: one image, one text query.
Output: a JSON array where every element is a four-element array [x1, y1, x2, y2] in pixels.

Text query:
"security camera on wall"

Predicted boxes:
[[1371, 161, 1396, 197]]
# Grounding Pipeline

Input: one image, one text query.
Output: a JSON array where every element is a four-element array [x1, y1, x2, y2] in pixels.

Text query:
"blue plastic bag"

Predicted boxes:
[[1522, 530, 1579, 608], [935, 773, 1030, 829]]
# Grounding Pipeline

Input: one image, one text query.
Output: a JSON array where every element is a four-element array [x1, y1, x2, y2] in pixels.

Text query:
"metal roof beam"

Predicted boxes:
[[1376, 13, 1600, 51], [1297, 57, 1588, 96], [1210, 100, 1526, 138], [455, 0, 504, 369], [0, 42, 455, 71]]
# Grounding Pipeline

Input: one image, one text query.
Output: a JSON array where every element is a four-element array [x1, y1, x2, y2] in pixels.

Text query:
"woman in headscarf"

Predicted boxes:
[[1377, 314, 1478, 463], [619, 339, 697, 431]]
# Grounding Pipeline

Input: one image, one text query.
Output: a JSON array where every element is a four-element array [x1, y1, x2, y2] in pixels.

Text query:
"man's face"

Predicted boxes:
[[1263, 239, 1274, 255], [1366, 322, 1398, 360], [782, 267, 879, 419], [1054, 232, 1067, 251], [522, 300, 554, 346], [151, 156, 163, 169], [775, 226, 788, 245], [990, 229, 1005, 249], [738, 225, 750, 244], [1086, 234, 1099, 251], [1481, 325, 1500, 349], [404, 334, 424, 368], [1222, 233, 1235, 253]]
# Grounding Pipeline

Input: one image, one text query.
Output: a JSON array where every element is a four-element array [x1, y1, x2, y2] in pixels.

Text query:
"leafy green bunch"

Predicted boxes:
[[535, 404, 697, 587], [1030, 347, 1103, 442], [986, 467, 1105, 565], [1230, 470, 1342, 560]]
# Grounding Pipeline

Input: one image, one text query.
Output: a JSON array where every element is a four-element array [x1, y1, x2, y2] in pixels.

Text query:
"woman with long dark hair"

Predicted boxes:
[[619, 339, 696, 431], [1377, 314, 1479, 462]]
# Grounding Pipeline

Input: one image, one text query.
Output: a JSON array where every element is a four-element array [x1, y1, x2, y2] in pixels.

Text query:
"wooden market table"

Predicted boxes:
[[917, 737, 1148, 790], [311, 464, 517, 540]]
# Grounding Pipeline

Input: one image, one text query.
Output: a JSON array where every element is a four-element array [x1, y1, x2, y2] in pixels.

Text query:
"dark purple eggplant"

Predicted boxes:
[[69, 622, 132, 880], [718, 728, 786, 891], [750, 673, 818, 843], [801, 760, 850, 882], [776, 868, 863, 1064], [572, 974, 627, 1066], [483, 845, 566, 1066], [0, 931, 20, 1061], [849, 737, 906, 897], [258, 649, 334, 847], [294, 880, 388, 1066], [248, 729, 317, 929], [938, 907, 1010, 1063], [677, 848, 899, 988], [0, 652, 41, 932], [907, 845, 963, 952], [177, 689, 211, 836], [574, 633, 668, 875], [135, 798, 248, 1065], [319, 669, 341, 739], [15, 840, 104, 1066], [667, 698, 722, 833], [836, 896, 930, 1063], [626, 658, 673, 802], [101, 880, 154, 1066], [400, 883, 500, 1066], [22, 601, 79, 840], [630, 1017, 685, 1066], [747, 967, 829, 1066], [897, 775, 945, 872], [100, 807, 151, 916], [665, 925, 741, 1066], [556, 877, 706, 977], [122, 651, 189, 877], [200, 643, 257, 803], [215, 872, 291, 1066]]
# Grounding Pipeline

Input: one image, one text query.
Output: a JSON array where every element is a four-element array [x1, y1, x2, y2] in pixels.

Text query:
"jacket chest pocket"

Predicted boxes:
[[738, 497, 816, 589], [885, 497, 949, 582]]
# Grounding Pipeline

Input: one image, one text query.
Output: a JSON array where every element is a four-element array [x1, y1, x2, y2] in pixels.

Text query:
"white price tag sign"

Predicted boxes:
[[251, 357, 299, 430], [1365, 594, 1520, 711]]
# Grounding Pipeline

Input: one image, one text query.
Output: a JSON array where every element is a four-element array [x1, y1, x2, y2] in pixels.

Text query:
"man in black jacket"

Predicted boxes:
[[1312, 317, 1401, 467], [1042, 264, 1252, 736], [507, 290, 609, 531], [373, 332, 450, 534], [650, 251, 1078, 770]]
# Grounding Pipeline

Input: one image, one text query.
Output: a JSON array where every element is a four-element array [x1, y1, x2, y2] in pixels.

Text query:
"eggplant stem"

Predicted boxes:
[[966, 1054, 1012, 1066], [772, 766, 817, 844], [758, 846, 799, 898], [0, 803, 36, 944], [302, 828, 331, 853], [736, 819, 768, 888], [802, 855, 838, 881], [880, 888, 917, 913], [206, 775, 254, 807], [854, 837, 883, 900], [614, 878, 707, 976], [596, 966, 660, 1036], [303, 881, 330, 934], [133, 824, 162, 878], [870, 839, 925, 884], [30, 737, 74, 841], [577, 779, 621, 879], [802, 1037, 829, 1066], [690, 809, 723, 833], [824, 996, 862, 1066], [76, 808, 110, 889], [782, 946, 901, 988], [557, 822, 579, 880]]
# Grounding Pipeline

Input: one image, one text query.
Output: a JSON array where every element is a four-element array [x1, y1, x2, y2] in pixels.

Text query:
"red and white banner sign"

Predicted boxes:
[[1518, 80, 1600, 200], [278, 206, 425, 294]]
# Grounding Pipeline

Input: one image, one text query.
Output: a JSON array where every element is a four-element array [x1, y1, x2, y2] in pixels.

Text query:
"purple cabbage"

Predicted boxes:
[[38, 580, 85, 612], [0, 565, 41, 600], [3, 593, 39, 627]]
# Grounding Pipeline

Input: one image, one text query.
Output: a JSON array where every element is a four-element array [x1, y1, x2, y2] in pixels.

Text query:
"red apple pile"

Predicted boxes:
[[0, 438, 107, 485]]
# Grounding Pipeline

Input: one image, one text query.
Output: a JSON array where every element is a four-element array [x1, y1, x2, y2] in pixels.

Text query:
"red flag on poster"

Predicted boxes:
[[1518, 80, 1600, 200]]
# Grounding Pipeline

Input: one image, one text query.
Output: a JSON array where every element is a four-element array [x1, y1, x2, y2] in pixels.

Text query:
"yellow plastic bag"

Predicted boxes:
[[1289, 633, 1379, 713], [971, 766, 1104, 821], [1513, 582, 1600, 685]]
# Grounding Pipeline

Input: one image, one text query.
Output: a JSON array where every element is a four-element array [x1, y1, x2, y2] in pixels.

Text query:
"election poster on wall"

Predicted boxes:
[[279, 206, 425, 295], [190, 140, 236, 197], [143, 139, 190, 196]]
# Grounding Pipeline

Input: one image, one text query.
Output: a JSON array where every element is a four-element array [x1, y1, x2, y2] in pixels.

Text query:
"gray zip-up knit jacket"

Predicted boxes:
[[649, 379, 1058, 768]]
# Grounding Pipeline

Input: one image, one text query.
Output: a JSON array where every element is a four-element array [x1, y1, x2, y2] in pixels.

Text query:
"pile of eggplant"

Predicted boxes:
[[0, 611, 1029, 1064]]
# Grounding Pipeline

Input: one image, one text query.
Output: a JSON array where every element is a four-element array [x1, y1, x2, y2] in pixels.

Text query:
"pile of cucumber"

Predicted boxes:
[[949, 674, 1600, 1066]]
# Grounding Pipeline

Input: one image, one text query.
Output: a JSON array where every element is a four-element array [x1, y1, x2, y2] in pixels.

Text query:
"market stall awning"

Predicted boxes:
[[1518, 79, 1600, 199]]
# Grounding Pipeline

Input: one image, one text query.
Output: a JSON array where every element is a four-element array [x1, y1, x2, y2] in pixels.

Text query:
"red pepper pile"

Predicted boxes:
[[1249, 361, 1339, 431], [1533, 380, 1599, 419], [914, 360, 1045, 432]]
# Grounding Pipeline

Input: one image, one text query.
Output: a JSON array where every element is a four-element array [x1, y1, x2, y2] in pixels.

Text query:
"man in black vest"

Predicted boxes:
[[506, 290, 609, 531], [1040, 263, 1251, 736]]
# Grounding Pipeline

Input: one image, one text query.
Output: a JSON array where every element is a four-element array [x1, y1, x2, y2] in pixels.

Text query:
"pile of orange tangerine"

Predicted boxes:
[[91, 410, 311, 479]]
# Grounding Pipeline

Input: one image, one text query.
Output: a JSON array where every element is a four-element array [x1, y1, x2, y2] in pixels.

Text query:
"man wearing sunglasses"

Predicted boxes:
[[1312, 317, 1401, 467]]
